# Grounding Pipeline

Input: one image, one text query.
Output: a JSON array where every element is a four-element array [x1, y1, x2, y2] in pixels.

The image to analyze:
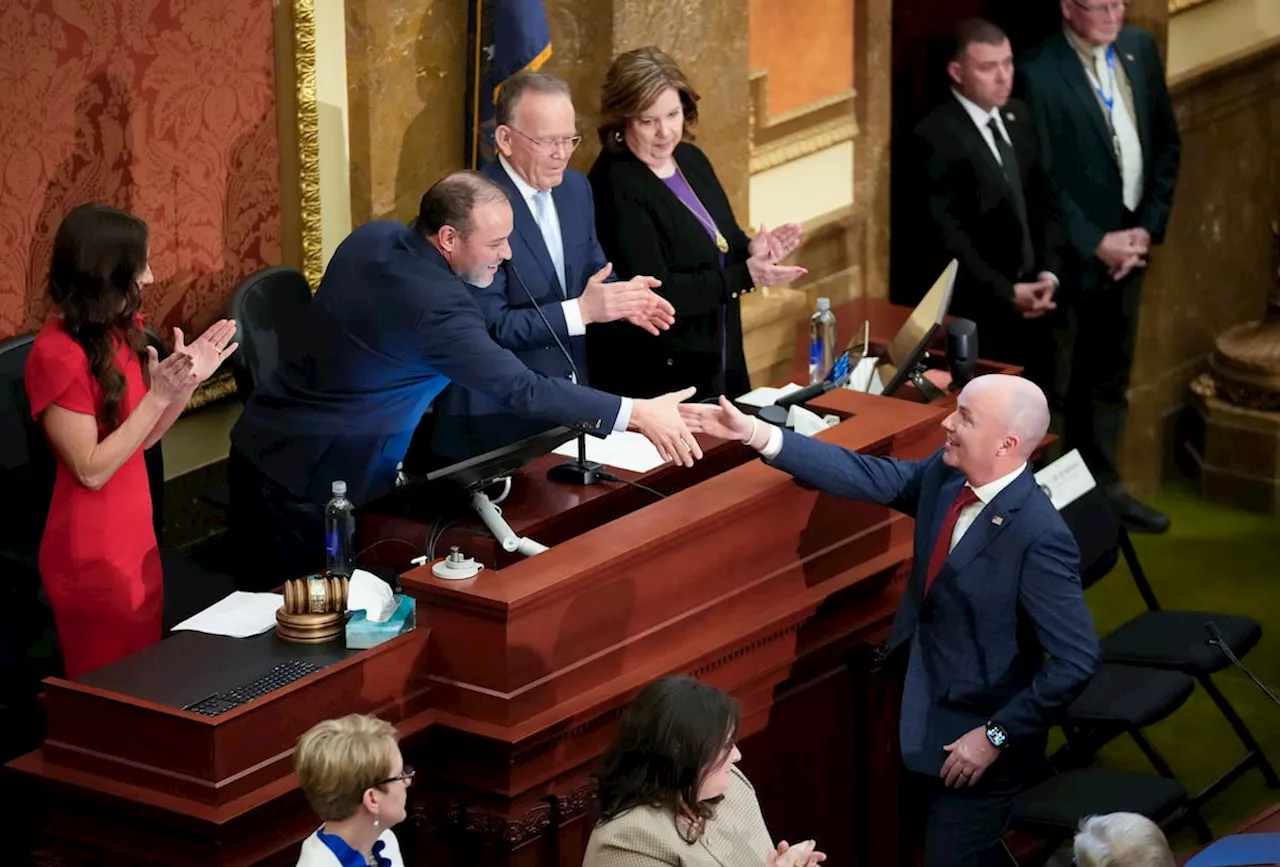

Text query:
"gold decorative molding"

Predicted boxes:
[[1169, 0, 1216, 13], [293, 0, 324, 291], [186, 370, 239, 413], [748, 71, 858, 174]]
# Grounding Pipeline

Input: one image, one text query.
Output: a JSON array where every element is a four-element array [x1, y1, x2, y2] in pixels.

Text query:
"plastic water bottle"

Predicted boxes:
[[809, 297, 837, 384], [324, 480, 355, 577]]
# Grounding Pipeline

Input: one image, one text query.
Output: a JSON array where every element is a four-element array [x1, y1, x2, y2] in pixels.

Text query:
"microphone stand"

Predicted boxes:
[[548, 432, 604, 484], [504, 259, 604, 486]]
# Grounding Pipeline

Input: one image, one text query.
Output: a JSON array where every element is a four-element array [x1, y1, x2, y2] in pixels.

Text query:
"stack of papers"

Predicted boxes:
[[171, 591, 284, 638]]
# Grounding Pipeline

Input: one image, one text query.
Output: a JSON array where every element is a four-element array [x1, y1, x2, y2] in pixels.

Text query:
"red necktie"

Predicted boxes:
[[924, 486, 981, 594]]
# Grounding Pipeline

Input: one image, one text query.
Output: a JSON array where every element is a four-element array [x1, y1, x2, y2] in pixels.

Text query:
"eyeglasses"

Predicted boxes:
[[375, 765, 415, 787], [1070, 0, 1126, 15], [506, 126, 583, 154]]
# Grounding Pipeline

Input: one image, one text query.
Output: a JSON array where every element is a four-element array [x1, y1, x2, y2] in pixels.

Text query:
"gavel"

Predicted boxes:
[[277, 575, 350, 643]]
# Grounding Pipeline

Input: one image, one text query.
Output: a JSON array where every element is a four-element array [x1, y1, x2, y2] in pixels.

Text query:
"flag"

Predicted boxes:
[[466, 0, 553, 168]]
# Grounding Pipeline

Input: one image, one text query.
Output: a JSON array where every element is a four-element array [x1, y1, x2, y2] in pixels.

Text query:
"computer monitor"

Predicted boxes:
[[878, 259, 957, 396], [419, 425, 578, 491]]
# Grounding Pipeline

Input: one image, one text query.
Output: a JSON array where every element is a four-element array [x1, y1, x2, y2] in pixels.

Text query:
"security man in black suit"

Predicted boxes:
[[1019, 0, 1181, 533], [913, 19, 1066, 392]]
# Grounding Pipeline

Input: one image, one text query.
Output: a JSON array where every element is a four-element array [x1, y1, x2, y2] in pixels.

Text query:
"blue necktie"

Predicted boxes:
[[532, 190, 566, 296]]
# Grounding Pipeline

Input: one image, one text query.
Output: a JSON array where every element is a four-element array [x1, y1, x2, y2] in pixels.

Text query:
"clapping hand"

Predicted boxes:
[[578, 263, 675, 335], [146, 347, 197, 401], [749, 223, 803, 261], [765, 840, 826, 867], [174, 319, 239, 384]]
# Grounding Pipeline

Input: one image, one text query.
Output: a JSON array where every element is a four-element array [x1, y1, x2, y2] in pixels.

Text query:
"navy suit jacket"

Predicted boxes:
[[769, 430, 1099, 775], [429, 162, 611, 460], [230, 221, 621, 506], [1018, 26, 1181, 292]]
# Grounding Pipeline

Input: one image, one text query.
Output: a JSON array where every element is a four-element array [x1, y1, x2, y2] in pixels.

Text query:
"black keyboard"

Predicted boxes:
[[181, 660, 321, 717]]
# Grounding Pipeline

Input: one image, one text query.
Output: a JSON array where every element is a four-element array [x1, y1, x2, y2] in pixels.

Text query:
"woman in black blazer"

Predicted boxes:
[[587, 47, 807, 400]]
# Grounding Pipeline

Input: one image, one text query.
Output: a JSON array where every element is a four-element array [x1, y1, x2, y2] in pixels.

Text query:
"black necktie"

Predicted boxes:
[[988, 117, 1035, 276]]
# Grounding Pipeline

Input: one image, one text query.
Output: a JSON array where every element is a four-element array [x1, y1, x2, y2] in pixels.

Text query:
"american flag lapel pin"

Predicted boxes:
[[991, 515, 1004, 526]]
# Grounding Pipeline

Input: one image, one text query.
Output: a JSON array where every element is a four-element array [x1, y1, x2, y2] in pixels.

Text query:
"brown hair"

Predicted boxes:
[[597, 46, 700, 153], [47, 203, 150, 430], [295, 714, 399, 822]]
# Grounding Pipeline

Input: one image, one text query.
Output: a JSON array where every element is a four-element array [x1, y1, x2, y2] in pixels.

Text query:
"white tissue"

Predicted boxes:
[[845, 356, 884, 394], [348, 569, 397, 623], [787, 405, 837, 437]]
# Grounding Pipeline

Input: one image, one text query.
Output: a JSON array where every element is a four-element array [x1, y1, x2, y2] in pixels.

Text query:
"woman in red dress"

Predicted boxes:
[[24, 203, 238, 679]]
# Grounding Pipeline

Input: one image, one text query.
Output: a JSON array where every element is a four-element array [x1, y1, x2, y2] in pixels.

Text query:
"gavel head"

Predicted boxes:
[[282, 574, 350, 616]]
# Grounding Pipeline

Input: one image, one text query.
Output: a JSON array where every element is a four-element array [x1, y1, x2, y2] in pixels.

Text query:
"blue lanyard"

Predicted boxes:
[[1092, 44, 1117, 118]]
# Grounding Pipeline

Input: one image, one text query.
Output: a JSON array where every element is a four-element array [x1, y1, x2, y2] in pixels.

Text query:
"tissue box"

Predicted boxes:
[[345, 594, 416, 649]]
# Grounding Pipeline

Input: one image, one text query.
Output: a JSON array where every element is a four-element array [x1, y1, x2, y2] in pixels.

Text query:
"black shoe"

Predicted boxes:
[[1107, 491, 1171, 534]]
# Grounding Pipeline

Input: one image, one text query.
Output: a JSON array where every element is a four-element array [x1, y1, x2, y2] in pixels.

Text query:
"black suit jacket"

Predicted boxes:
[[914, 96, 1065, 322], [1018, 26, 1181, 291], [587, 141, 756, 400]]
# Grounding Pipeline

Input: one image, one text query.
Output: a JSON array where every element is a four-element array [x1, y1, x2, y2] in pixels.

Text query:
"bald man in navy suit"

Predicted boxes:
[[681, 375, 1100, 867]]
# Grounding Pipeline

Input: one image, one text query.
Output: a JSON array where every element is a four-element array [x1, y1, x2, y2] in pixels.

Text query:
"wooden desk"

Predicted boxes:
[[11, 300, 987, 867]]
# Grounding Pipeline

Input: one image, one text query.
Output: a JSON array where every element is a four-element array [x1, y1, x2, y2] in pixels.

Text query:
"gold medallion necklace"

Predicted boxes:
[[673, 162, 729, 254]]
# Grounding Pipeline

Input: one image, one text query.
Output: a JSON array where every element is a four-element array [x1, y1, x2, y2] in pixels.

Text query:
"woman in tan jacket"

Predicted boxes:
[[584, 676, 826, 867]]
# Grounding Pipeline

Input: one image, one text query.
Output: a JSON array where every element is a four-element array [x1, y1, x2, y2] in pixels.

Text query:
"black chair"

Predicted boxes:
[[227, 266, 311, 401], [1004, 768, 1192, 865], [1057, 487, 1278, 817]]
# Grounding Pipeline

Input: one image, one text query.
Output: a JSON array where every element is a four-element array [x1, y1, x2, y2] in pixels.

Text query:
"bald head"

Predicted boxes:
[[942, 374, 1050, 484], [966, 374, 1050, 459]]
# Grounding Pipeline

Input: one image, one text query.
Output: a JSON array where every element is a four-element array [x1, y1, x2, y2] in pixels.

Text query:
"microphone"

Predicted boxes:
[[757, 380, 837, 427], [504, 260, 603, 485], [946, 318, 978, 389], [1205, 621, 1280, 708]]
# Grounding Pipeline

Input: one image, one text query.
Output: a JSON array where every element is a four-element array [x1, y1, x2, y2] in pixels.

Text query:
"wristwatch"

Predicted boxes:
[[985, 720, 1008, 749]]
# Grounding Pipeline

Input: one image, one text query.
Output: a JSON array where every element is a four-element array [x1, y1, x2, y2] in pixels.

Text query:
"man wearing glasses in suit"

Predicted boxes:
[[428, 71, 674, 462], [1019, 0, 1181, 534]]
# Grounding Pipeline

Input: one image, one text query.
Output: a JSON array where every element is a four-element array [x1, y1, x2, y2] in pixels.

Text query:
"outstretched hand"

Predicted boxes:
[[175, 319, 239, 383], [629, 386, 703, 467]]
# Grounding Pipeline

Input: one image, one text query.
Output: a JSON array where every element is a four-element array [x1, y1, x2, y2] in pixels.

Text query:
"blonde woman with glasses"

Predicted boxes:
[[294, 714, 413, 867]]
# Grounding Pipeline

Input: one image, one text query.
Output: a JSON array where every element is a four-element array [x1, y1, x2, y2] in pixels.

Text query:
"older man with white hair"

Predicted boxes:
[[681, 374, 1101, 867], [1075, 813, 1176, 867]]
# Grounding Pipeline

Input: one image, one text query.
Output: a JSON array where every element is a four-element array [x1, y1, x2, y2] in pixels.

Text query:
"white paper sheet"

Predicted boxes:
[[171, 591, 284, 638], [734, 382, 804, 408], [1034, 449, 1098, 511], [552, 431, 666, 473]]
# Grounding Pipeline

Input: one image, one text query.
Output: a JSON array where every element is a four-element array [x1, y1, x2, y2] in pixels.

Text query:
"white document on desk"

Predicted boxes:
[[171, 591, 284, 638], [552, 431, 666, 473], [735, 382, 804, 408]]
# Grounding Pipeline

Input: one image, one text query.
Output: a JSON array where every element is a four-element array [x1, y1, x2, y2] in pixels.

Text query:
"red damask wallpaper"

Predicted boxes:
[[0, 0, 282, 340]]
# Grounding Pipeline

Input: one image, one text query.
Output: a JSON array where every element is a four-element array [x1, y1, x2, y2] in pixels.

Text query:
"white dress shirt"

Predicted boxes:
[[952, 88, 1012, 168], [947, 462, 1027, 551], [497, 155, 585, 337]]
